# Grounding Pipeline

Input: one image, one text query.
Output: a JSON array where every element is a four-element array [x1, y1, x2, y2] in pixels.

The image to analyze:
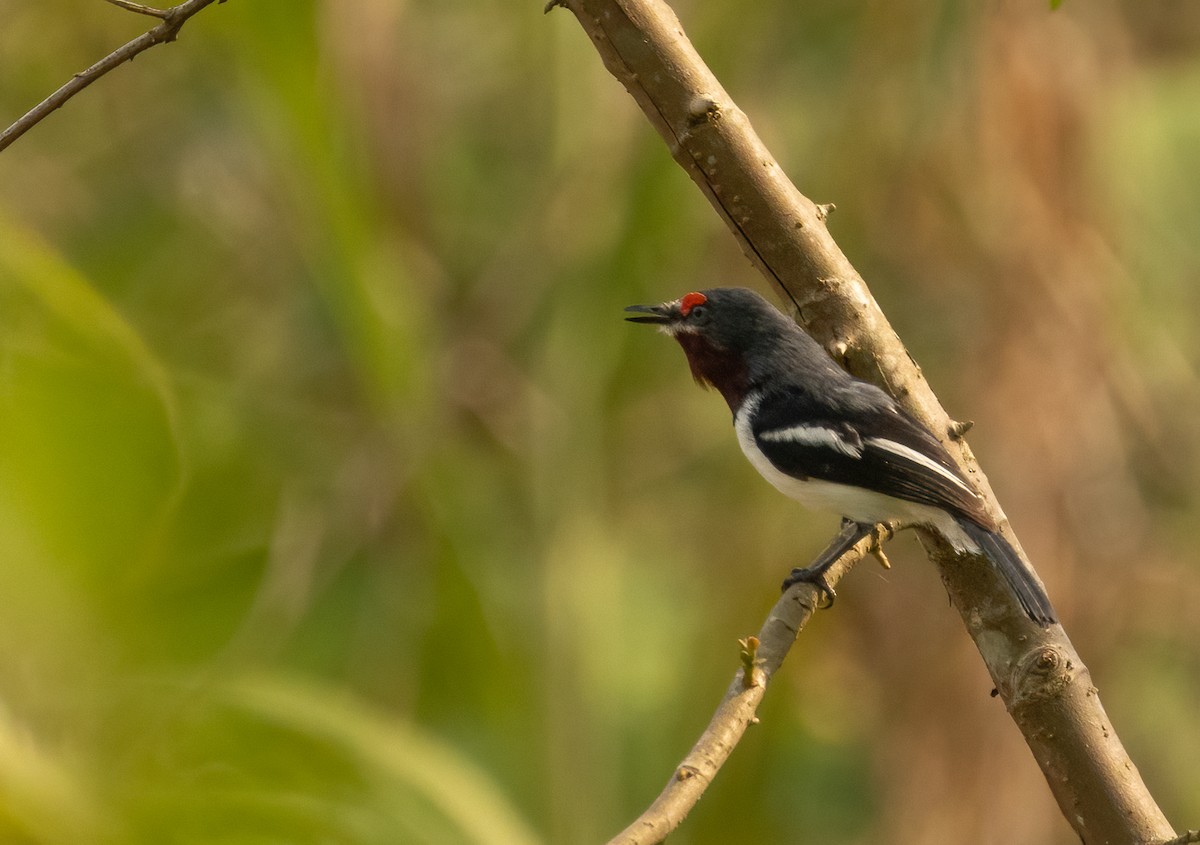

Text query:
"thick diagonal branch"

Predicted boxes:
[[0, 0, 225, 154], [551, 1, 1177, 843]]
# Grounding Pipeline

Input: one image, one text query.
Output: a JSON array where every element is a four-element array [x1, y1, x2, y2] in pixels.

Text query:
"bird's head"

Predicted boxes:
[[625, 287, 799, 410]]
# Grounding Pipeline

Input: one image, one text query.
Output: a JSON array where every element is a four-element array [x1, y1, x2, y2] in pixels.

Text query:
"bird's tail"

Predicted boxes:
[[954, 519, 1057, 627]]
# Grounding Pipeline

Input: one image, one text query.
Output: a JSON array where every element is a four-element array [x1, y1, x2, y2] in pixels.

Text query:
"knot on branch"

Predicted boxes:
[[947, 418, 975, 440], [1009, 644, 1075, 706], [686, 96, 721, 127]]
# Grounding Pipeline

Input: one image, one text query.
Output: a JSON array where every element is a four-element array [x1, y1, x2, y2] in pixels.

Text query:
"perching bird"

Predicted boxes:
[[625, 287, 1056, 626]]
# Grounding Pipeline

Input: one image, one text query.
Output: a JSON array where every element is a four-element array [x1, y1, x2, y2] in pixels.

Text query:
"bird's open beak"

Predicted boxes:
[[624, 302, 676, 324]]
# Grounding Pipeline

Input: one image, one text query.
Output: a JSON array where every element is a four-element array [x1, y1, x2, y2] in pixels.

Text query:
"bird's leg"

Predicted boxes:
[[782, 519, 875, 607]]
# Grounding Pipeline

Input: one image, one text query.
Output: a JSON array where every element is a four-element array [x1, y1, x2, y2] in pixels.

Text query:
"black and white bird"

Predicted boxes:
[[625, 286, 1056, 626]]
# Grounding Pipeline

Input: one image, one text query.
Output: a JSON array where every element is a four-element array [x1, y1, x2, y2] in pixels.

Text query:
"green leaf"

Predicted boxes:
[[225, 674, 544, 845], [0, 216, 183, 580]]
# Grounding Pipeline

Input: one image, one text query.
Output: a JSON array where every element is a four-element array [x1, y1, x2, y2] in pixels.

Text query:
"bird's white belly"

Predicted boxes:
[[733, 396, 973, 550]]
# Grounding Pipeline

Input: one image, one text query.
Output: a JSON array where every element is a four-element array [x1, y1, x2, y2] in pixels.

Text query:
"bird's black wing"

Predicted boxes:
[[749, 384, 1056, 625], [748, 384, 991, 525]]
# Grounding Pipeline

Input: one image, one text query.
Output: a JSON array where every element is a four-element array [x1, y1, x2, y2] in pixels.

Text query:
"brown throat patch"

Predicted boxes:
[[675, 332, 749, 412]]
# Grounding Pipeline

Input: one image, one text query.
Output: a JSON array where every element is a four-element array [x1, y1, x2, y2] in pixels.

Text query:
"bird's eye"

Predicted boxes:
[[688, 304, 708, 320]]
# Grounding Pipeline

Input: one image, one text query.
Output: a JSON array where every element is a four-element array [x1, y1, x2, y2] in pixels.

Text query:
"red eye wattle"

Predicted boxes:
[[680, 291, 707, 316]]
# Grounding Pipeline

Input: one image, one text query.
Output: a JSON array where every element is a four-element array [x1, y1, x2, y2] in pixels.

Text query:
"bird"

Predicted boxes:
[[625, 286, 1056, 626]]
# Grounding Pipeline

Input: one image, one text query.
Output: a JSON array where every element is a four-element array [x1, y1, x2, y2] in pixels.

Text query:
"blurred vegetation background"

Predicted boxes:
[[1, 0, 1198, 842]]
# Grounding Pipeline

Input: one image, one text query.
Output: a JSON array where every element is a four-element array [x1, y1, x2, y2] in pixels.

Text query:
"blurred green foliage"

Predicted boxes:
[[1, 1, 1199, 843]]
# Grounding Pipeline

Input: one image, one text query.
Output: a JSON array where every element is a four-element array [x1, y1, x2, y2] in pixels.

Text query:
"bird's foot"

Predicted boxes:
[[780, 519, 877, 609], [781, 565, 837, 608]]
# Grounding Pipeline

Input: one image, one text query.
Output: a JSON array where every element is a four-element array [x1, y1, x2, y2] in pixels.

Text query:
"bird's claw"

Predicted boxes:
[[782, 567, 837, 609]]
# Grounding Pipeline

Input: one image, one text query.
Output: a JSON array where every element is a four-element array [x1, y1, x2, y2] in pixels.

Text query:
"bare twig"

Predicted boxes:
[[551, 1, 1178, 843], [1163, 831, 1200, 845], [0, 0, 225, 154], [605, 525, 870, 845], [102, 0, 170, 18]]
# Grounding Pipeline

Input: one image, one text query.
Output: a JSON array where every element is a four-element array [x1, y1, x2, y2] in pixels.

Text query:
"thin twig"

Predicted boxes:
[[604, 524, 870, 845], [102, 0, 170, 18], [1163, 831, 1200, 845], [0, 0, 225, 154]]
